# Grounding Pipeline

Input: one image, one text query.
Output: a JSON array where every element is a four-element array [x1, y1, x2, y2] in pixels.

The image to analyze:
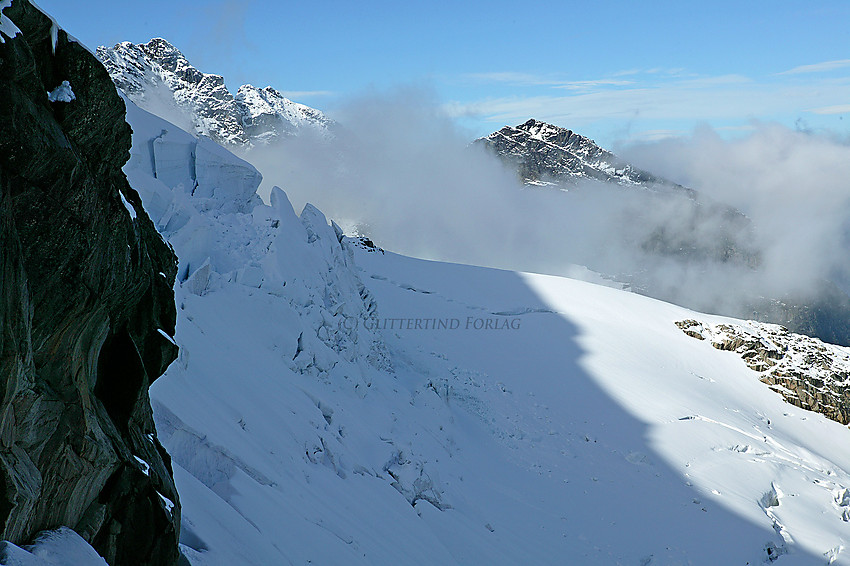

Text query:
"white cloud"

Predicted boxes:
[[446, 73, 850, 134], [247, 89, 850, 326], [622, 124, 850, 299], [553, 79, 635, 91], [625, 129, 687, 143], [464, 72, 568, 87], [611, 69, 643, 77], [778, 59, 850, 75], [466, 72, 636, 90], [808, 104, 850, 115]]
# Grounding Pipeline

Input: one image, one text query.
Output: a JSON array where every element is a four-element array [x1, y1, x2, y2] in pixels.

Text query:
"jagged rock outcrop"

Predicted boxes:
[[0, 2, 180, 564], [96, 38, 332, 147], [477, 119, 673, 187], [677, 319, 850, 425]]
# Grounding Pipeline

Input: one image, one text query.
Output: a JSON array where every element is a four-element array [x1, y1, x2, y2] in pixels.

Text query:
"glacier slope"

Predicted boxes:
[[121, 100, 850, 565]]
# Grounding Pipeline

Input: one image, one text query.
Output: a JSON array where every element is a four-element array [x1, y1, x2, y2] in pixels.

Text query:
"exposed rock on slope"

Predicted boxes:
[[0, 2, 179, 564], [97, 38, 332, 147], [677, 319, 850, 425]]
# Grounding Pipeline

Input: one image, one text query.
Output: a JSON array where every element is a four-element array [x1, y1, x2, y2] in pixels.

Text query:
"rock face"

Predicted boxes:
[[96, 38, 332, 147], [0, 2, 180, 564], [677, 319, 850, 425], [477, 119, 673, 187]]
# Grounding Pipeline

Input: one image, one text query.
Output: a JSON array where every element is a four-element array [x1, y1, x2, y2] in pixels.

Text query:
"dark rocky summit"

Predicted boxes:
[[477, 119, 669, 187], [0, 1, 180, 564], [478, 118, 755, 265]]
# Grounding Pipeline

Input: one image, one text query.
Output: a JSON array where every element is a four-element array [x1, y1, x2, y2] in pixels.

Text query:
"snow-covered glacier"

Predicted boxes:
[[118, 99, 850, 566]]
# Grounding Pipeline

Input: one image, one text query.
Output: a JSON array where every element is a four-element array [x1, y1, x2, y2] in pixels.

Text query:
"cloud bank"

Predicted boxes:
[[241, 87, 850, 324], [623, 124, 850, 300]]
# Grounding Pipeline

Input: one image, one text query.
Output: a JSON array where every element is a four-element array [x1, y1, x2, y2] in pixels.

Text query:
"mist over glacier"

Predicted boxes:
[[240, 86, 850, 319], [621, 124, 850, 299]]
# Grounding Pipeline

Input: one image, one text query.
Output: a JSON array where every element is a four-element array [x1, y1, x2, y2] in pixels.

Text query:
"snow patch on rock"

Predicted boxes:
[[0, 0, 21, 43], [46, 80, 75, 103]]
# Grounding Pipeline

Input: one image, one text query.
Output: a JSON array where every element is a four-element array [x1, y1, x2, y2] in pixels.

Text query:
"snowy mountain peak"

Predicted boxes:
[[97, 39, 331, 147], [138, 37, 187, 66], [478, 118, 669, 187], [519, 117, 585, 143], [234, 84, 333, 143]]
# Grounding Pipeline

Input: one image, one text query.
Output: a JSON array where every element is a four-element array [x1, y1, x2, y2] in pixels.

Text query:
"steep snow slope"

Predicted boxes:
[[353, 251, 850, 565], [119, 100, 850, 565], [98, 39, 331, 146]]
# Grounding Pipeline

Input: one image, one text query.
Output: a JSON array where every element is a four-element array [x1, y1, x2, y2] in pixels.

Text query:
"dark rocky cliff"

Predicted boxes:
[[0, 1, 180, 564]]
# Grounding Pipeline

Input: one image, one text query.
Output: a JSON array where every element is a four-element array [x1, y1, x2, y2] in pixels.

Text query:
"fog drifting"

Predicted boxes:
[[239, 87, 850, 317], [622, 125, 850, 301]]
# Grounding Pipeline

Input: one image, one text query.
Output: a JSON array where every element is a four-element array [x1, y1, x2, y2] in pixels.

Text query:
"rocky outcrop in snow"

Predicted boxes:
[[97, 39, 331, 147], [0, 2, 180, 564], [677, 319, 850, 425]]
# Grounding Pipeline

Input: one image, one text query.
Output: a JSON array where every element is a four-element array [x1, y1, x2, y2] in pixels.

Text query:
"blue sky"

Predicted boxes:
[[36, 0, 850, 147]]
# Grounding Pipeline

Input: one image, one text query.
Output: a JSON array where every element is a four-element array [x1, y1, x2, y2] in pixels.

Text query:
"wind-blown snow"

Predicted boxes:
[[118, 97, 850, 565]]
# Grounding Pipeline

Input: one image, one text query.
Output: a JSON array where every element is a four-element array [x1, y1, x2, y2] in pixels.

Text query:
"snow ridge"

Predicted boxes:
[[97, 38, 331, 147]]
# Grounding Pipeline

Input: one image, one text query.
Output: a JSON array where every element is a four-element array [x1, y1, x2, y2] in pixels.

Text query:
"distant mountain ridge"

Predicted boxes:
[[478, 118, 680, 189], [97, 38, 331, 147]]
